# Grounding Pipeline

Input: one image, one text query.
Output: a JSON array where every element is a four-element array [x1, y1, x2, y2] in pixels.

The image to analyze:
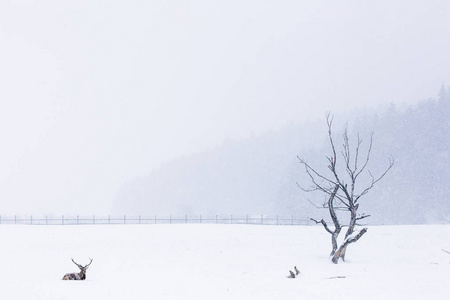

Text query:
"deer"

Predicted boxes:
[[62, 258, 93, 280]]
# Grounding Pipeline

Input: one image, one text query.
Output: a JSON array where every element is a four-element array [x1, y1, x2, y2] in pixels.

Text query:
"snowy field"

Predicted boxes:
[[0, 224, 448, 300]]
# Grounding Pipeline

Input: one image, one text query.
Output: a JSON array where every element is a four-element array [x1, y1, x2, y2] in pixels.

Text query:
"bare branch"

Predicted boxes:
[[354, 132, 374, 180], [306, 198, 326, 209], [297, 156, 337, 192], [326, 113, 337, 173], [354, 156, 394, 203], [356, 214, 371, 221], [298, 157, 336, 185], [310, 218, 334, 235], [334, 196, 351, 208], [342, 128, 352, 178], [345, 227, 368, 243], [354, 133, 362, 174]]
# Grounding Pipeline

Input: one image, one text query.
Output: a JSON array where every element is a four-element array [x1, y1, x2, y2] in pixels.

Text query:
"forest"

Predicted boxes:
[[113, 86, 450, 225]]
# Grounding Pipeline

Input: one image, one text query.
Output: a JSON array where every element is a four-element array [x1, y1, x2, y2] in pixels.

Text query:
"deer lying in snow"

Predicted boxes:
[[62, 258, 93, 280]]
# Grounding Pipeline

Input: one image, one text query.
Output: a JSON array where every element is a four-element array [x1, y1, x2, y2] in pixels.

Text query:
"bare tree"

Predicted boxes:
[[298, 113, 393, 264]]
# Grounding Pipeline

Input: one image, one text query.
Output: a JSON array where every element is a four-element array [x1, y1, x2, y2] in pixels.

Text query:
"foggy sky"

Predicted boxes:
[[1, 1, 450, 215]]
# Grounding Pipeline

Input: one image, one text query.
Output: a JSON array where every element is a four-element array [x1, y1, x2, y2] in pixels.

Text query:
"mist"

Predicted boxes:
[[1, 1, 450, 216]]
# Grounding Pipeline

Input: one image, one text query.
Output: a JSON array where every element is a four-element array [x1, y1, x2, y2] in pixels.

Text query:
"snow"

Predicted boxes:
[[0, 224, 448, 299]]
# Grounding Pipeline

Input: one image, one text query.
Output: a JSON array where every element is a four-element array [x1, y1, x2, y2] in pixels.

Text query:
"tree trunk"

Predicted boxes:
[[331, 227, 367, 264], [328, 185, 340, 256], [330, 230, 340, 256], [337, 203, 359, 261]]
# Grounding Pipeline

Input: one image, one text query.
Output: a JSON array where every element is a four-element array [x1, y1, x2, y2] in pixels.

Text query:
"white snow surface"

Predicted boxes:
[[0, 224, 448, 299]]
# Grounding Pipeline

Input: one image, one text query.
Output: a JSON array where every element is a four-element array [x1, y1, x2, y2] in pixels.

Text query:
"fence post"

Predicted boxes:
[[170, 215, 172, 224], [31, 215, 33, 225], [185, 215, 187, 224], [216, 215, 218, 224], [109, 215, 111, 224], [93, 215, 95, 224], [246, 215, 248, 224], [200, 215, 202, 224], [139, 215, 141, 224], [46, 215, 48, 225], [155, 215, 157, 224], [231, 215, 233, 224], [276, 215, 279, 226], [124, 215, 126, 224], [62, 215, 64, 225], [261, 214, 263, 225], [15, 215, 16, 224]]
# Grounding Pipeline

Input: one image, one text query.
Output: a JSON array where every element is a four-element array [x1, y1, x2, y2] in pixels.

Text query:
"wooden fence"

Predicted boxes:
[[0, 215, 311, 226]]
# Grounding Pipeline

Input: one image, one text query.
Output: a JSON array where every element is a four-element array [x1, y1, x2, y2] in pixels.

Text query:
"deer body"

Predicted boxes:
[[62, 272, 85, 280], [62, 258, 92, 280]]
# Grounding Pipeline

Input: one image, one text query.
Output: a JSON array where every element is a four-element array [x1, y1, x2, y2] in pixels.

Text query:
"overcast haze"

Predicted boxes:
[[1, 1, 450, 215]]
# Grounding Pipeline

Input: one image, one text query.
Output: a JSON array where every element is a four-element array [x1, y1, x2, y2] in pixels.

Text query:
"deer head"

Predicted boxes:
[[62, 258, 93, 280]]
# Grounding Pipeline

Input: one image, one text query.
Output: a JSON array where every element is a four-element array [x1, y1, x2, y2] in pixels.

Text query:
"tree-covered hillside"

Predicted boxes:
[[113, 87, 450, 224]]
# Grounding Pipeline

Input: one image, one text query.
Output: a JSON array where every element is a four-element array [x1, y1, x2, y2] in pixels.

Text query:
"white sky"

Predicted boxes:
[[1, 1, 450, 215]]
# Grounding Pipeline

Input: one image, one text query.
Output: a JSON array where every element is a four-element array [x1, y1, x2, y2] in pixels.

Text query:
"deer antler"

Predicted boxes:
[[71, 258, 93, 268], [85, 258, 93, 267], [71, 258, 83, 268]]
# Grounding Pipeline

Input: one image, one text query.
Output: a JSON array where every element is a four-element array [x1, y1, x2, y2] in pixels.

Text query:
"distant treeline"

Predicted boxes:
[[114, 86, 450, 225]]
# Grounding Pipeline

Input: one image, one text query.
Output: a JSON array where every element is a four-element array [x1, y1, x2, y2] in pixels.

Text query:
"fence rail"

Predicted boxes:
[[0, 215, 311, 226]]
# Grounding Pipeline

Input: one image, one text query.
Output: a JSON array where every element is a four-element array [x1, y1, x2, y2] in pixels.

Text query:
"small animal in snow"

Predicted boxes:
[[62, 258, 93, 280]]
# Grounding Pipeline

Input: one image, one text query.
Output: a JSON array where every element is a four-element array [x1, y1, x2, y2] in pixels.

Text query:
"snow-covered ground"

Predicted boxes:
[[0, 224, 448, 299]]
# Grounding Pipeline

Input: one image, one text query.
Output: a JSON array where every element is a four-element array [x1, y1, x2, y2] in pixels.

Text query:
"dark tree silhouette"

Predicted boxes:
[[298, 113, 394, 263]]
